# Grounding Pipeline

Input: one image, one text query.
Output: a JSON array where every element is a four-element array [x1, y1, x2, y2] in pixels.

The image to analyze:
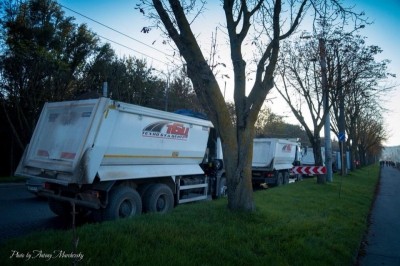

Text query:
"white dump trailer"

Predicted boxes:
[[300, 147, 326, 176], [301, 147, 325, 166], [251, 138, 301, 186], [16, 98, 226, 220]]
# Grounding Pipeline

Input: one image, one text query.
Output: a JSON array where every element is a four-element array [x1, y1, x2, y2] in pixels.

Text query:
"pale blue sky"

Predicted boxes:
[[58, 0, 400, 146], [347, 0, 400, 146]]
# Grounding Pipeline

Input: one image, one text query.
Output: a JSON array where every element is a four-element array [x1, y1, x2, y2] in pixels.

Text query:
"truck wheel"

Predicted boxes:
[[283, 172, 289, 185], [138, 183, 154, 198], [48, 199, 71, 217], [103, 186, 142, 220], [218, 177, 227, 198], [276, 172, 283, 186], [143, 184, 174, 213]]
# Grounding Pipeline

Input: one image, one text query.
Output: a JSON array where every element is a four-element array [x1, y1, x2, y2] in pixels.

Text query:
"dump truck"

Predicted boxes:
[[301, 147, 325, 166], [15, 98, 226, 220], [300, 146, 326, 177], [251, 138, 301, 186]]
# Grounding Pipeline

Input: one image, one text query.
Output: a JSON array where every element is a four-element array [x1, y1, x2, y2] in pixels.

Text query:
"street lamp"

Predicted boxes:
[[221, 74, 230, 99]]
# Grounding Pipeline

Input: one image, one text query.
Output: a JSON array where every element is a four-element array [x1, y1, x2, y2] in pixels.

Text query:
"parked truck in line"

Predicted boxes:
[[15, 98, 226, 221], [301, 147, 325, 167], [251, 138, 302, 187]]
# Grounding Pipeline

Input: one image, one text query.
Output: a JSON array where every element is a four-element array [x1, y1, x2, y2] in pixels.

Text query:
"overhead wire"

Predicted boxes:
[[58, 3, 234, 89], [98, 34, 169, 65], [59, 4, 174, 66]]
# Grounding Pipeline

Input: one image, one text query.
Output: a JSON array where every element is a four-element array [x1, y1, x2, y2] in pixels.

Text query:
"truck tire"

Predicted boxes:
[[283, 171, 289, 185], [143, 184, 174, 213], [103, 186, 142, 220], [138, 183, 154, 198], [218, 177, 227, 198], [276, 172, 283, 186]]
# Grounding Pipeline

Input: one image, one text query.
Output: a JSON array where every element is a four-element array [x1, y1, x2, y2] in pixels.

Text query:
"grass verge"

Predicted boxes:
[[0, 176, 26, 183], [0, 165, 379, 265]]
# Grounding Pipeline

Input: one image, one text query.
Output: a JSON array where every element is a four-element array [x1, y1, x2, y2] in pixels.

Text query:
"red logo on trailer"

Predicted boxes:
[[166, 123, 189, 137], [142, 121, 190, 140], [282, 144, 292, 152]]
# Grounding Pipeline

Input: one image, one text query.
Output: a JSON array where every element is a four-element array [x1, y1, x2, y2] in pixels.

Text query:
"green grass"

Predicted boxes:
[[0, 165, 379, 266], [0, 176, 26, 183]]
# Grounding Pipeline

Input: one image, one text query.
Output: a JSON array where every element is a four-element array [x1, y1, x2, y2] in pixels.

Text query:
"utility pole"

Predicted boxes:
[[319, 37, 333, 182], [337, 51, 347, 175], [103, 82, 108, 97]]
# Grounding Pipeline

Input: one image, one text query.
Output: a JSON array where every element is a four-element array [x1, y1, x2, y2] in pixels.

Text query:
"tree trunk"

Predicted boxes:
[[177, 58, 256, 212], [224, 126, 256, 212], [359, 145, 366, 167], [311, 134, 326, 184]]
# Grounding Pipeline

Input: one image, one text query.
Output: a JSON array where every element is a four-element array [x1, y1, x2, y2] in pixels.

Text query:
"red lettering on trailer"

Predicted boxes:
[[142, 121, 190, 140], [166, 123, 189, 137]]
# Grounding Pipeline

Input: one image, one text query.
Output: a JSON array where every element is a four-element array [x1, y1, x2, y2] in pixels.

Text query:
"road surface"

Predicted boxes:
[[0, 183, 88, 244], [359, 165, 400, 265]]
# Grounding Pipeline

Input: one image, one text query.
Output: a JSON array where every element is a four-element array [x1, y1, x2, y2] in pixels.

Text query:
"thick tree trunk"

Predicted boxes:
[[312, 134, 326, 184], [358, 145, 366, 167], [224, 126, 256, 212], [179, 58, 256, 211]]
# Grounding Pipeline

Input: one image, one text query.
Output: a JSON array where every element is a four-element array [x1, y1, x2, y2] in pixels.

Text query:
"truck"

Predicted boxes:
[[251, 138, 301, 187], [15, 98, 226, 221], [301, 147, 325, 166], [300, 147, 337, 177]]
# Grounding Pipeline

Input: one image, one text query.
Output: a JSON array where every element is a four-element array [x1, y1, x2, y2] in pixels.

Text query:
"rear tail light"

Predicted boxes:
[[264, 172, 274, 178], [44, 182, 52, 190]]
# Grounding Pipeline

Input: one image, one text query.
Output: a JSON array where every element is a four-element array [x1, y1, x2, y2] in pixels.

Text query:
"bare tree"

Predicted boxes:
[[136, 0, 364, 211], [275, 38, 329, 182], [277, 28, 392, 173], [356, 109, 387, 166], [327, 34, 393, 169], [344, 79, 389, 169], [138, 0, 308, 211]]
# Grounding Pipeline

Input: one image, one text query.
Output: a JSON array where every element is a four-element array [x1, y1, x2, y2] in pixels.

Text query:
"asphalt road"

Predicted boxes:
[[359, 166, 400, 266], [0, 183, 87, 245]]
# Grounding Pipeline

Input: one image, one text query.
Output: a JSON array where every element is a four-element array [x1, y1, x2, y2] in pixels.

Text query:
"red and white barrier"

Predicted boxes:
[[292, 166, 327, 175]]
